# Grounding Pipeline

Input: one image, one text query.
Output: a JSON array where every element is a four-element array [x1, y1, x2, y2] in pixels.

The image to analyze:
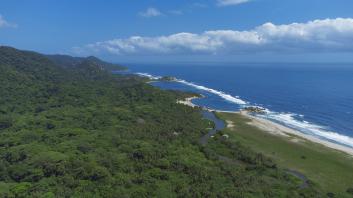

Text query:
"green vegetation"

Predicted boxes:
[[0, 46, 324, 197], [46, 54, 126, 71], [217, 112, 353, 197]]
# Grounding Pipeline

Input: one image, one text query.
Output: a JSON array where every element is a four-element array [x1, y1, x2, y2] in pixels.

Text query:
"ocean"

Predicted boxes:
[[120, 63, 353, 149]]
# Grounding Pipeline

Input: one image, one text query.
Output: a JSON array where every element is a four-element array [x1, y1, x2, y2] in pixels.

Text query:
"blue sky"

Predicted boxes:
[[1, 0, 353, 63]]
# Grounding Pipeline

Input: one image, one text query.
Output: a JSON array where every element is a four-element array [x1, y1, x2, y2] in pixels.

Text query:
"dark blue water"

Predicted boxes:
[[121, 63, 353, 148]]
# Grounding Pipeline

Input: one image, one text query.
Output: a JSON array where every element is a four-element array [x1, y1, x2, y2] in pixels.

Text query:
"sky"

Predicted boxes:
[[1, 0, 353, 63]]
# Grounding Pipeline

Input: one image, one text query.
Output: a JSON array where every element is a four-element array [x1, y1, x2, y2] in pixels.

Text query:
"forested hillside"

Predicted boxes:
[[46, 54, 126, 71], [0, 46, 323, 197]]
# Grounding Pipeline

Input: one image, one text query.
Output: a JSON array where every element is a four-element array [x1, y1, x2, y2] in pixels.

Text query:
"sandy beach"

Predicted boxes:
[[176, 96, 199, 108], [240, 111, 353, 156], [178, 97, 353, 157]]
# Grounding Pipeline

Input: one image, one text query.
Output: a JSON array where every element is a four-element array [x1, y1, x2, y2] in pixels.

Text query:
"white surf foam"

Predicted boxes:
[[136, 72, 247, 105], [258, 111, 353, 148], [175, 79, 248, 105], [136, 72, 162, 80]]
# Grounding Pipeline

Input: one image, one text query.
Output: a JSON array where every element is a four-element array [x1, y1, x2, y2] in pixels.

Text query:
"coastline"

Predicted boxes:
[[240, 111, 353, 156], [178, 96, 353, 157]]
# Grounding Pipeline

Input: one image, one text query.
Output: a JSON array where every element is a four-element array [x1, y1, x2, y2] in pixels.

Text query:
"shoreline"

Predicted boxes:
[[240, 111, 353, 156], [178, 96, 353, 157]]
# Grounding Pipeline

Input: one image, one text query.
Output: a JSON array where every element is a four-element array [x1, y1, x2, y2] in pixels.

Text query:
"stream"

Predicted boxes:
[[200, 110, 226, 145]]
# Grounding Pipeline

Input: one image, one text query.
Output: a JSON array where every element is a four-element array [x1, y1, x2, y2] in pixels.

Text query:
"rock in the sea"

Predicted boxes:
[[243, 106, 266, 114]]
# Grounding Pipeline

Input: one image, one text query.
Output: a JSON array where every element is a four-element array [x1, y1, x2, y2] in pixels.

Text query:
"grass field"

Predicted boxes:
[[217, 112, 353, 197]]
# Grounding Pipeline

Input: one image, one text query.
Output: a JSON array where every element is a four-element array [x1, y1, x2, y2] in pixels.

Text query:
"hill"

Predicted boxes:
[[46, 54, 126, 71], [0, 46, 323, 197]]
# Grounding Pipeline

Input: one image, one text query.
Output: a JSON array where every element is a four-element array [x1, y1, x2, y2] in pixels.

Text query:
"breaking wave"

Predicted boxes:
[[258, 111, 353, 148], [175, 79, 247, 105], [136, 72, 162, 80], [136, 72, 247, 105]]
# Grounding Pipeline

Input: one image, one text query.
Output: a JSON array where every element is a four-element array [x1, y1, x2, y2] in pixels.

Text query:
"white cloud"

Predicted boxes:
[[0, 15, 17, 28], [74, 18, 353, 56], [139, 7, 162, 18], [217, 0, 251, 6]]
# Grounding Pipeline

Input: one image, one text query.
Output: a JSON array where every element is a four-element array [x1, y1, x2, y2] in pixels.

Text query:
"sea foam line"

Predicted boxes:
[[259, 111, 353, 148], [136, 72, 162, 80], [136, 72, 247, 105], [136, 72, 353, 149], [175, 79, 248, 105]]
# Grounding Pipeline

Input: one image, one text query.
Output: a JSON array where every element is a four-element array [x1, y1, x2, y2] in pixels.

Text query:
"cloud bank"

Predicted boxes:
[[0, 15, 17, 28], [217, 0, 251, 6], [74, 18, 353, 56]]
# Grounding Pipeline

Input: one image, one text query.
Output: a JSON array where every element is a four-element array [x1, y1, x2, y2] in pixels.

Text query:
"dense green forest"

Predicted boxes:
[[0, 46, 324, 197]]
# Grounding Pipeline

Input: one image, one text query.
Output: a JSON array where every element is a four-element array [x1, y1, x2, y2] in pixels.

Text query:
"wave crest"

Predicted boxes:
[[175, 79, 247, 105], [259, 111, 353, 148], [136, 72, 162, 80]]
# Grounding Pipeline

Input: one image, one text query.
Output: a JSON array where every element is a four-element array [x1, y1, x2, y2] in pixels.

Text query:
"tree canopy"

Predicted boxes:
[[0, 46, 323, 197]]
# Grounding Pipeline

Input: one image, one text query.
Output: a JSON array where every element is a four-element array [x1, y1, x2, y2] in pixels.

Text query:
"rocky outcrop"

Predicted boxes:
[[243, 106, 266, 114]]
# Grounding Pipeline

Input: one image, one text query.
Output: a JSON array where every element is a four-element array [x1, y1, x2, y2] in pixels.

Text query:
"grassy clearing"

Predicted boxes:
[[217, 112, 353, 197]]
